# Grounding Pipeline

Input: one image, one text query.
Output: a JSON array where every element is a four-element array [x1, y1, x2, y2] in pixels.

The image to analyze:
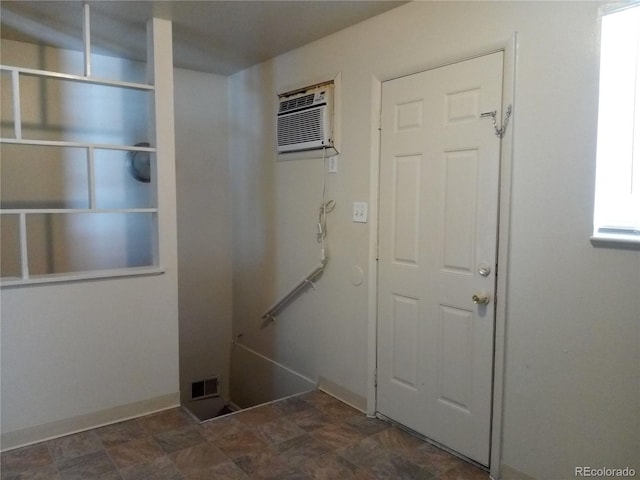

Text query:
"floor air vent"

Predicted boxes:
[[191, 376, 219, 400]]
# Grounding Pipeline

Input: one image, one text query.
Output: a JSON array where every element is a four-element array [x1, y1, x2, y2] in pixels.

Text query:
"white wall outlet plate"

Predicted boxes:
[[353, 201, 368, 223], [328, 155, 338, 173]]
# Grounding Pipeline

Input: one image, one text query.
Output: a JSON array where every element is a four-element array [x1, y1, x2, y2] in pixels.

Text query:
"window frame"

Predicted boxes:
[[591, 3, 640, 250], [0, 5, 166, 286]]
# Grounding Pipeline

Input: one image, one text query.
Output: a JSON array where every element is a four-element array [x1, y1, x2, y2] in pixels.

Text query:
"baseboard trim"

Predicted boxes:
[[1, 392, 180, 452], [499, 464, 538, 480]]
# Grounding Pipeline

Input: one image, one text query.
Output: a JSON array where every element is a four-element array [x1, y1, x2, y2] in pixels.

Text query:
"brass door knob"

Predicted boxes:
[[472, 293, 490, 305]]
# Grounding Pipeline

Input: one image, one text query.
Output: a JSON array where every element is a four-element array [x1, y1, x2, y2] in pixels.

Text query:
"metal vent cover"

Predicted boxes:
[[191, 376, 219, 400], [278, 107, 325, 147], [279, 93, 315, 114]]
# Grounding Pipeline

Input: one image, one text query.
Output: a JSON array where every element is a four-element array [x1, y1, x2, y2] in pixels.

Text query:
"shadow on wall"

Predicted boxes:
[[182, 339, 316, 422], [230, 340, 317, 410]]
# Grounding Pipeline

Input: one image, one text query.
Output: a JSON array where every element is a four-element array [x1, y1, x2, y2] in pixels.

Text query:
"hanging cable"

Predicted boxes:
[[317, 148, 336, 263], [261, 148, 336, 322]]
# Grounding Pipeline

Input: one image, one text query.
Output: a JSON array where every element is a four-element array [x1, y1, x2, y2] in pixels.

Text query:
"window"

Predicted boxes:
[[0, 4, 162, 285], [592, 5, 640, 247]]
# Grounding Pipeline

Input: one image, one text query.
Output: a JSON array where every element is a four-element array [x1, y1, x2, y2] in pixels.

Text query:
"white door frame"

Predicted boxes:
[[367, 35, 517, 480]]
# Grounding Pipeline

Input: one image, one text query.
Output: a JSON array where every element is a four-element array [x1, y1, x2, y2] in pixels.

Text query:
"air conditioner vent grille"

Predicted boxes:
[[278, 108, 324, 146], [279, 93, 315, 113], [276, 82, 334, 153]]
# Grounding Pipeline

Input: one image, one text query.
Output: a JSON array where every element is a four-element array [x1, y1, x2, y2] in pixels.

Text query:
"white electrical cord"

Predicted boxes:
[[317, 148, 336, 263], [260, 148, 336, 322]]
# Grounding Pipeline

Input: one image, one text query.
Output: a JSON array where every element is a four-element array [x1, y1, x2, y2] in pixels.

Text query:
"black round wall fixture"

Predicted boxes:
[[128, 142, 151, 183]]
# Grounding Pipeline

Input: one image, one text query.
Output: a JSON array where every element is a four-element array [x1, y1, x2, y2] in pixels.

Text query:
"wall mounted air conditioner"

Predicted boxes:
[[277, 83, 334, 153]]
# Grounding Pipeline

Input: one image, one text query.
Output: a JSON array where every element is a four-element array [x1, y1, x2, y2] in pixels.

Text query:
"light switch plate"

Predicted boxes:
[[353, 202, 368, 223]]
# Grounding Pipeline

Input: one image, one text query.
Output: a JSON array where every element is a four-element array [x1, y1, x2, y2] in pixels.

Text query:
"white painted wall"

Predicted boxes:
[[174, 68, 232, 420], [1, 275, 179, 441], [1, 21, 180, 449], [228, 2, 640, 478]]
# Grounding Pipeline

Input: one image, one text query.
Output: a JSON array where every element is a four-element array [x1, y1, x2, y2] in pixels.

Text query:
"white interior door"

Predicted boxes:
[[376, 52, 504, 466]]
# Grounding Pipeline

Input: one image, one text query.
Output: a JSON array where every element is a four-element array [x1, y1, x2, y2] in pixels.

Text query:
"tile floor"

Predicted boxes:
[[1, 390, 489, 480]]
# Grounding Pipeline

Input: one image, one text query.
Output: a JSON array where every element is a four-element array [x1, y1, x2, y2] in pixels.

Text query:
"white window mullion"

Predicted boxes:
[[83, 2, 91, 77], [0, 65, 154, 91], [19, 213, 29, 280], [11, 70, 22, 139]]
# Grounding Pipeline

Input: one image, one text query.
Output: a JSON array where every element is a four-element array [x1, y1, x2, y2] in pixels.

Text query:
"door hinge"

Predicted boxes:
[[373, 370, 378, 388]]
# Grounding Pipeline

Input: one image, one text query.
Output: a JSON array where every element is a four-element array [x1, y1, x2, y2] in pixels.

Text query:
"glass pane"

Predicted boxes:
[[2, 3, 149, 83], [594, 6, 640, 232], [1, 70, 15, 138], [0, 3, 85, 75], [27, 212, 155, 275], [94, 148, 155, 209], [1, 214, 22, 278], [1, 144, 89, 209], [20, 76, 150, 145], [90, 6, 148, 84], [90, 53, 149, 85]]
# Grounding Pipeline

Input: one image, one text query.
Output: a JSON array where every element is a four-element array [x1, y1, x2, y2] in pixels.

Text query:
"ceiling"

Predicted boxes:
[[0, 0, 406, 75]]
